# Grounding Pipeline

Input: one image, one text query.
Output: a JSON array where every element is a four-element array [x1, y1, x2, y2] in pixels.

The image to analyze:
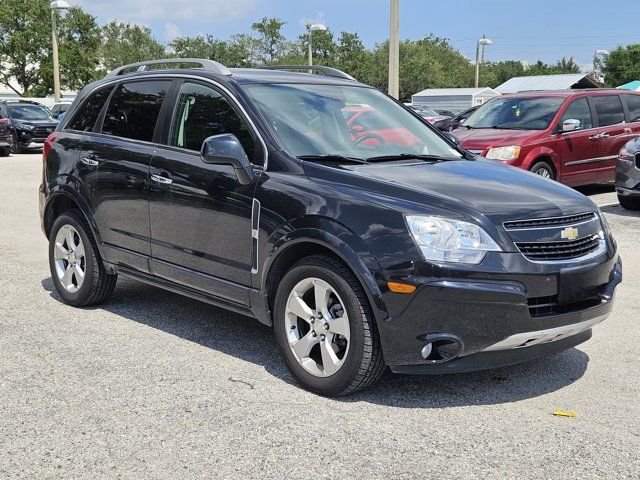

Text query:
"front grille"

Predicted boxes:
[[33, 126, 54, 138], [528, 294, 602, 318], [515, 234, 600, 261], [503, 212, 596, 230]]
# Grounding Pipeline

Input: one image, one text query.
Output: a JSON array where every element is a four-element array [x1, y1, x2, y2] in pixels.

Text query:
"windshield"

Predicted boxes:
[[7, 105, 54, 121], [464, 96, 565, 130], [243, 84, 462, 161]]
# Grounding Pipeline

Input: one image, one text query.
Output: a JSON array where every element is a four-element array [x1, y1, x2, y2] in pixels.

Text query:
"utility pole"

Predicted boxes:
[[474, 35, 493, 88], [388, 0, 399, 99], [51, 9, 61, 102]]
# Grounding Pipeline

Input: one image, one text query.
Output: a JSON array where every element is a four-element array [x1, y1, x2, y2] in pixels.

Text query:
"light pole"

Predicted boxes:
[[593, 49, 609, 83], [474, 35, 493, 88], [50, 0, 70, 103], [307, 23, 327, 68], [388, 0, 400, 99]]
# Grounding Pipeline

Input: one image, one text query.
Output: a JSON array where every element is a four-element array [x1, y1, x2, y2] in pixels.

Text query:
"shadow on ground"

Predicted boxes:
[[574, 183, 615, 196], [42, 276, 589, 408], [600, 203, 640, 218]]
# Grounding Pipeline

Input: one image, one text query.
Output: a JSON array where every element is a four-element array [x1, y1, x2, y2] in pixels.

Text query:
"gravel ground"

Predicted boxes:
[[0, 153, 638, 479]]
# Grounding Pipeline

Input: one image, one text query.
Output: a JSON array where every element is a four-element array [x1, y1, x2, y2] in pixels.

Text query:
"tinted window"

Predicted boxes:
[[559, 98, 593, 130], [103, 81, 170, 142], [67, 86, 113, 132], [624, 94, 640, 122], [168, 82, 257, 163], [592, 95, 625, 126]]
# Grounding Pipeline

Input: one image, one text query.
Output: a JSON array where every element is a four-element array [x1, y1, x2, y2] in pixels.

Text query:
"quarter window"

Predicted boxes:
[[624, 94, 640, 122], [592, 95, 625, 126], [67, 86, 113, 132], [102, 81, 171, 142], [559, 98, 592, 130], [168, 82, 257, 163]]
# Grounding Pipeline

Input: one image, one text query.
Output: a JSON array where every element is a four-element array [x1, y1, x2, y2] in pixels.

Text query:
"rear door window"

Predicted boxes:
[[592, 95, 625, 126], [67, 86, 113, 132], [623, 94, 640, 122], [102, 80, 171, 142], [559, 98, 593, 130]]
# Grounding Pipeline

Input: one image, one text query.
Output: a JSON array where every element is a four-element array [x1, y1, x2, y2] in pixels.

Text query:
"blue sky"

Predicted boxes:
[[72, 0, 640, 68]]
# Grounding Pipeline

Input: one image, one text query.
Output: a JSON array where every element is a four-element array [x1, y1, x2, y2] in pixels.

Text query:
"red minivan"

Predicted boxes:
[[453, 90, 640, 186]]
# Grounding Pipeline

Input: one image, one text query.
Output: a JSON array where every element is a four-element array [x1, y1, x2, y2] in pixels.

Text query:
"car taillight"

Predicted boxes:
[[43, 131, 60, 162]]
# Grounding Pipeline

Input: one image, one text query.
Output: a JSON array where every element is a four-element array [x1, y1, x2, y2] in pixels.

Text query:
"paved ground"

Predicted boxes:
[[0, 153, 638, 479]]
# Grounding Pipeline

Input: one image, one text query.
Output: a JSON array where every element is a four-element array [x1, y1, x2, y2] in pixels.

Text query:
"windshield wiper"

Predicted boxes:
[[297, 154, 367, 164], [365, 153, 453, 163]]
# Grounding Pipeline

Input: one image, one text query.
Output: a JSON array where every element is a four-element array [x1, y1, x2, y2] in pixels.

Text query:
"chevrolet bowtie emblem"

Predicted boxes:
[[561, 227, 579, 240]]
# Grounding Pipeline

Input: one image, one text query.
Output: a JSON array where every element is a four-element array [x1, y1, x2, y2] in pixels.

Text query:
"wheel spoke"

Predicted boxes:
[[313, 280, 330, 316], [75, 241, 85, 259], [62, 266, 74, 288], [291, 331, 318, 359], [320, 340, 340, 376], [287, 295, 313, 323], [54, 242, 68, 260], [328, 315, 349, 337], [65, 228, 76, 252], [74, 264, 85, 280]]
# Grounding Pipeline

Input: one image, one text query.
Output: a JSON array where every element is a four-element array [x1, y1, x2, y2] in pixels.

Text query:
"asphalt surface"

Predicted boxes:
[[1, 153, 638, 479]]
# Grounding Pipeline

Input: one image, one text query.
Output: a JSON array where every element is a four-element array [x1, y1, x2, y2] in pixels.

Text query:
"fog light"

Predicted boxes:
[[421, 343, 433, 359]]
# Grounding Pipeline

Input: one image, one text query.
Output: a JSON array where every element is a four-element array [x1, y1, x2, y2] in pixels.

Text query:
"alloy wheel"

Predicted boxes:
[[535, 167, 552, 179], [53, 224, 86, 293], [284, 277, 351, 377]]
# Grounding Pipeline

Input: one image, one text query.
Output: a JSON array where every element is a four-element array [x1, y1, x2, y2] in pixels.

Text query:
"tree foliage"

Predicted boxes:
[[603, 44, 640, 87], [99, 21, 165, 73]]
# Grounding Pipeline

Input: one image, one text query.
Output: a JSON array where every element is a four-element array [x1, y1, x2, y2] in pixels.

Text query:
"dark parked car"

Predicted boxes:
[[446, 106, 480, 131], [615, 138, 640, 210], [453, 90, 640, 186], [0, 100, 58, 153], [408, 105, 452, 130], [40, 59, 621, 396], [434, 109, 455, 118]]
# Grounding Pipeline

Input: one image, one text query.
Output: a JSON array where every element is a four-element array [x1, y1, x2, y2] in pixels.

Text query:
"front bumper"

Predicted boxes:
[[375, 248, 622, 373], [615, 158, 640, 197]]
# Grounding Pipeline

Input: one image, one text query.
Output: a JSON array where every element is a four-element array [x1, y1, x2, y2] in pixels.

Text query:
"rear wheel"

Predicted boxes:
[[49, 210, 117, 307], [530, 160, 555, 180], [618, 194, 640, 210], [273, 255, 385, 396]]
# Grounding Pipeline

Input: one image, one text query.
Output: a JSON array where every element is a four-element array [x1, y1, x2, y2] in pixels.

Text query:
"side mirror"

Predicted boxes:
[[201, 133, 255, 186], [560, 118, 581, 133], [443, 131, 459, 145]]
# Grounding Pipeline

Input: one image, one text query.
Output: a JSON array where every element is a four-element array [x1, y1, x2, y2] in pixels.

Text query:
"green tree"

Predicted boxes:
[[251, 17, 287, 64], [603, 44, 640, 87], [552, 57, 580, 73], [99, 21, 166, 73], [298, 27, 336, 65]]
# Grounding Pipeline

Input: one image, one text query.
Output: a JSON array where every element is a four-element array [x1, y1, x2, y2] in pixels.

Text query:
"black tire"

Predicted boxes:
[[530, 160, 555, 180], [0, 147, 9, 157], [273, 254, 385, 396], [10, 134, 21, 154], [618, 194, 640, 211], [49, 210, 117, 307]]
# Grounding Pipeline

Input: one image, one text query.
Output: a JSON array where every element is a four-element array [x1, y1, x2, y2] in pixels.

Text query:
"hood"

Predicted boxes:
[[14, 118, 58, 127], [452, 127, 539, 152], [304, 158, 596, 226]]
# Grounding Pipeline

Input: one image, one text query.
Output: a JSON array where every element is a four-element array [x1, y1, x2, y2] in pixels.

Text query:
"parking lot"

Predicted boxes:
[[0, 153, 638, 479]]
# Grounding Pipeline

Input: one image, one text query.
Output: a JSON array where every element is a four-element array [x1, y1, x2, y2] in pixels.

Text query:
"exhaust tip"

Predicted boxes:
[[418, 333, 463, 364]]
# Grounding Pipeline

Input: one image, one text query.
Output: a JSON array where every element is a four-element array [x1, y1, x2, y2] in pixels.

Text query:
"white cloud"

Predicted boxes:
[[163, 22, 182, 42], [76, 0, 259, 26]]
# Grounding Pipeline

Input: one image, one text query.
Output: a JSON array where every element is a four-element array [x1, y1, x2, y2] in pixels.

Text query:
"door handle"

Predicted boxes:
[[599, 133, 610, 139], [81, 156, 99, 166], [150, 173, 173, 185], [588, 134, 601, 141]]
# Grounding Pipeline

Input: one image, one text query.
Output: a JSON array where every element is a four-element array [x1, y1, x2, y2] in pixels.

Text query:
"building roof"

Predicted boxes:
[[618, 80, 640, 91], [412, 87, 497, 97], [495, 74, 601, 94]]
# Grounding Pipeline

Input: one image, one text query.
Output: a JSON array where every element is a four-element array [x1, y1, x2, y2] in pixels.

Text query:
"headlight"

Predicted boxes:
[[406, 215, 502, 264], [618, 144, 635, 161], [18, 123, 36, 131], [486, 145, 521, 161]]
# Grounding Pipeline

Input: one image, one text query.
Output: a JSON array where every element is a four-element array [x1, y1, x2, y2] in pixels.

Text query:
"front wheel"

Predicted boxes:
[[273, 255, 385, 396], [49, 210, 117, 307], [530, 160, 555, 180], [10, 134, 21, 154], [618, 194, 640, 210]]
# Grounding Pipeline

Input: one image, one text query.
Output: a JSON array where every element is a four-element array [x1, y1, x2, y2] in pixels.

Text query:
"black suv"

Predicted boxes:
[[40, 59, 622, 395], [0, 100, 58, 154]]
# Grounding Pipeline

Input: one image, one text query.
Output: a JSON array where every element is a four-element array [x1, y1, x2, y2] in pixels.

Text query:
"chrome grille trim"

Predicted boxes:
[[503, 212, 596, 230]]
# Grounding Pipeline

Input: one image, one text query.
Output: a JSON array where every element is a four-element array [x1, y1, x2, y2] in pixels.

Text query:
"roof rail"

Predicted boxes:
[[257, 65, 356, 81], [106, 58, 232, 78]]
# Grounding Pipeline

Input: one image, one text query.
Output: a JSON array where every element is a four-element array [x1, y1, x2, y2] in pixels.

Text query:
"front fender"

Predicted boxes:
[[261, 216, 389, 324], [520, 146, 559, 172]]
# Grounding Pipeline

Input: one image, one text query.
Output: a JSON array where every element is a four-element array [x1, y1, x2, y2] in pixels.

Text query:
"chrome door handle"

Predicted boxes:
[[588, 134, 601, 140], [150, 173, 173, 185], [599, 133, 610, 138], [81, 156, 99, 166]]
